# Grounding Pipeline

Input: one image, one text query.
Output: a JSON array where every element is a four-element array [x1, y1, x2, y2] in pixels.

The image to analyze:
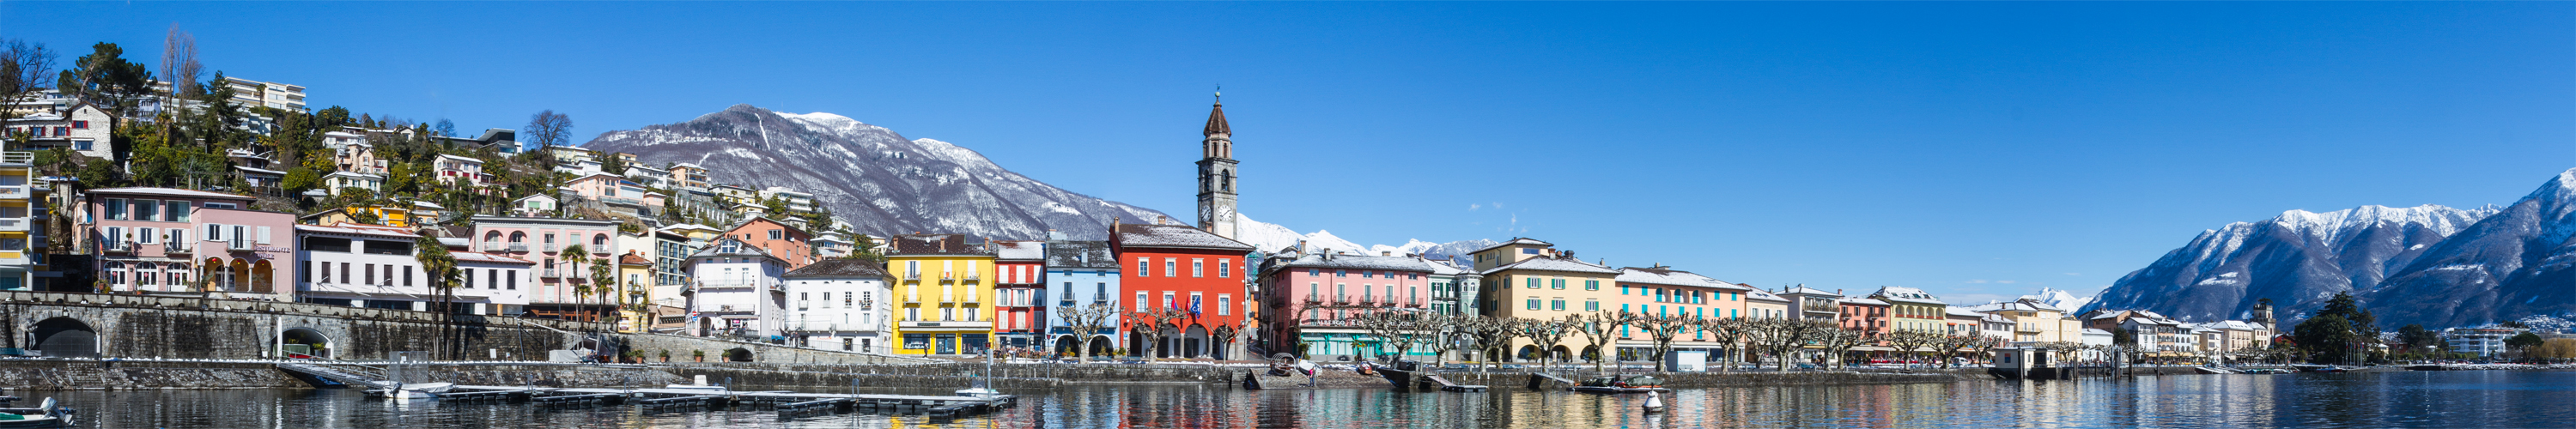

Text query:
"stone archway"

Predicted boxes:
[[29, 317, 98, 359], [1516, 345, 1539, 361], [724, 347, 754, 362], [282, 327, 332, 359], [1054, 335, 1081, 355], [1184, 324, 1210, 359], [1089, 335, 1114, 357]]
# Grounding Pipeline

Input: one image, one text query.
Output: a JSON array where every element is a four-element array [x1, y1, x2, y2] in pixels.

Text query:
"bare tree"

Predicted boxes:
[[159, 24, 203, 113], [1747, 317, 1820, 371], [1520, 317, 1574, 371], [1054, 303, 1119, 361], [1698, 317, 1753, 372], [1351, 310, 1437, 364], [1633, 313, 1697, 372], [1812, 323, 1875, 370], [526, 110, 574, 148], [1885, 330, 1941, 370], [1463, 316, 1522, 373], [1124, 308, 1187, 359], [1424, 313, 1478, 367], [0, 39, 58, 121], [1568, 311, 1635, 372]]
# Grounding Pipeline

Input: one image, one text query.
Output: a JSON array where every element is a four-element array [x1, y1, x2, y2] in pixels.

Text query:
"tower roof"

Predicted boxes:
[[1204, 99, 1230, 136]]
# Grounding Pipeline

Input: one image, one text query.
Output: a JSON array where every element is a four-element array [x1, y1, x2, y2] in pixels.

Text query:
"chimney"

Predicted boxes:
[[1381, 251, 1391, 257]]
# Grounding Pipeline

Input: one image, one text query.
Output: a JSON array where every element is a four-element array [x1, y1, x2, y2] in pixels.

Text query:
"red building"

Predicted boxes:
[[1838, 297, 1893, 335], [992, 240, 1048, 350], [1109, 221, 1255, 360]]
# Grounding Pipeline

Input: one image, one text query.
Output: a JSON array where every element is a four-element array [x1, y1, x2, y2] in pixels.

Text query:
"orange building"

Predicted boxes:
[[721, 216, 816, 269]]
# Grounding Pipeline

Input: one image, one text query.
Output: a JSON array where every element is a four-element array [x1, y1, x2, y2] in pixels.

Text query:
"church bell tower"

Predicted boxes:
[[1196, 92, 1239, 239]]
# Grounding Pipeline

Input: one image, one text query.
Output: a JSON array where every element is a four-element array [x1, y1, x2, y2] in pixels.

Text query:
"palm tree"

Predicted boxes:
[[590, 259, 617, 329], [412, 234, 460, 359], [561, 244, 592, 323]]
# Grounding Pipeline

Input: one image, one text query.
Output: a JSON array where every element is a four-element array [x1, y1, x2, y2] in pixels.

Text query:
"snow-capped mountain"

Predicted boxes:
[[2365, 169, 2576, 328], [2082, 203, 2498, 323], [2025, 287, 2095, 312], [582, 105, 1174, 239], [1233, 214, 1496, 261]]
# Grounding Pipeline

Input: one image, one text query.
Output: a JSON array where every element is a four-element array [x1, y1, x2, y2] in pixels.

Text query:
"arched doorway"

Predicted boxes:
[[724, 347, 754, 362], [1089, 335, 1114, 357], [1184, 325, 1209, 359], [1581, 345, 1601, 363], [1054, 335, 1080, 355], [1550, 346, 1572, 362], [1516, 345, 1539, 361], [282, 328, 331, 359], [30, 317, 99, 359], [228, 259, 252, 293], [251, 260, 275, 293]]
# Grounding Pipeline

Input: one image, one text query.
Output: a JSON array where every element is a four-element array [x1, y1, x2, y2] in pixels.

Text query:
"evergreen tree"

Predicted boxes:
[[58, 42, 152, 117], [2293, 292, 2376, 365]]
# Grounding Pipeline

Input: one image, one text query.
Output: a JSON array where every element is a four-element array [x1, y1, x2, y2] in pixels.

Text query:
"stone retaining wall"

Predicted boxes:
[[0, 360, 306, 390]]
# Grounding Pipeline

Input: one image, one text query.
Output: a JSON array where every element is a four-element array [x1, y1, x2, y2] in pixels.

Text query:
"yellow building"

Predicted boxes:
[[0, 151, 46, 291], [1469, 238, 1621, 362], [616, 251, 655, 333], [1870, 286, 1949, 333], [884, 233, 997, 356]]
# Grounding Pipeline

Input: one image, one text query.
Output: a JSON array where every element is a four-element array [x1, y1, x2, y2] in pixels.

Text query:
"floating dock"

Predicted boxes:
[[357, 385, 1016, 420]]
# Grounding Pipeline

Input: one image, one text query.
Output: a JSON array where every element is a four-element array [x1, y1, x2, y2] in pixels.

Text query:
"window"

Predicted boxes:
[[404, 266, 414, 287], [71, 120, 88, 130], [1526, 299, 1540, 310], [1136, 292, 1147, 311], [104, 198, 127, 220], [363, 263, 375, 284], [1192, 259, 1204, 277], [1218, 295, 1231, 316], [137, 227, 156, 245], [201, 202, 235, 209], [130, 200, 158, 222], [1218, 260, 1230, 278], [1525, 278, 1539, 289], [904, 334, 929, 349], [1551, 299, 1566, 311], [165, 202, 190, 222], [1584, 280, 1599, 291], [1522, 248, 1539, 255], [72, 141, 92, 151], [769, 229, 782, 239], [1551, 279, 1564, 290], [1190, 293, 1204, 313], [464, 269, 477, 288], [593, 233, 607, 247], [1163, 259, 1176, 277], [1137, 258, 1150, 277], [1162, 292, 1176, 309], [1585, 300, 1599, 311], [507, 271, 516, 289]]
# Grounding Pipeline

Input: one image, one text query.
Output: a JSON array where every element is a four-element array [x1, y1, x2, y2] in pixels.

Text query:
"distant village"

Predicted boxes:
[[0, 39, 2542, 368]]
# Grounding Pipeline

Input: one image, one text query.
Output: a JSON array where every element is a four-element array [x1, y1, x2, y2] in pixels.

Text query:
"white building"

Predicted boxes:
[[782, 258, 892, 353], [2444, 327, 2527, 357], [293, 223, 528, 314], [684, 238, 788, 341], [451, 246, 535, 317], [321, 172, 383, 196], [3, 102, 113, 160], [222, 76, 307, 111]]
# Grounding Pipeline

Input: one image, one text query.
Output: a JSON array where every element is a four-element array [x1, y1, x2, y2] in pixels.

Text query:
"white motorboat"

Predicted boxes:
[[0, 398, 74, 428]]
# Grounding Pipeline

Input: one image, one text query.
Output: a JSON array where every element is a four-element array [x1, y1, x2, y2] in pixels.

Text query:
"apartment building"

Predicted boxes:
[[784, 257, 891, 353], [1470, 238, 1620, 362], [221, 76, 307, 111]]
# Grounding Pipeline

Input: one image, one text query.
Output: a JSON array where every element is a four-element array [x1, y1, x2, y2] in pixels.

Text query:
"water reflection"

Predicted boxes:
[[27, 371, 2576, 428]]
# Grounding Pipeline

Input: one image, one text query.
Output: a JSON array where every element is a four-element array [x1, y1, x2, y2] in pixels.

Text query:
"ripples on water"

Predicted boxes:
[[32, 371, 2576, 428]]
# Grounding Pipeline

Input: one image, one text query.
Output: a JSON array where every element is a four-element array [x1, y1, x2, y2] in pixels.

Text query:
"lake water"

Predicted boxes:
[[21, 371, 2576, 428]]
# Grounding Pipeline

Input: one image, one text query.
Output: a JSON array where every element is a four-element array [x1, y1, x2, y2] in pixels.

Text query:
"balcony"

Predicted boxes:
[[1333, 295, 1352, 305], [0, 151, 29, 165], [904, 294, 920, 304], [544, 244, 561, 253], [507, 243, 529, 252], [939, 272, 955, 281], [0, 217, 25, 232], [480, 242, 503, 251], [101, 240, 134, 254], [542, 269, 561, 278], [963, 272, 980, 282], [163, 241, 191, 254], [904, 272, 921, 281], [0, 185, 23, 199], [963, 293, 980, 304], [226, 239, 255, 251]]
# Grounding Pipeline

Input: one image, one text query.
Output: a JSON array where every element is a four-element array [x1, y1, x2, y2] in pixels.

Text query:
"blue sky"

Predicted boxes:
[[12, 2, 2571, 304]]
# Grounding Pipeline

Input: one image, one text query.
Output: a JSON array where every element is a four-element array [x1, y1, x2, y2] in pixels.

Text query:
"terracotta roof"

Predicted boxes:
[[619, 253, 653, 265], [1113, 223, 1253, 251], [1204, 100, 1230, 136], [785, 257, 890, 278], [888, 233, 989, 256], [295, 223, 420, 238]]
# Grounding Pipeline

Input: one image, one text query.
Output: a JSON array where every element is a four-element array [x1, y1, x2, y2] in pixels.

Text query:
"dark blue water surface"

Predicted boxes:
[[27, 370, 2576, 428]]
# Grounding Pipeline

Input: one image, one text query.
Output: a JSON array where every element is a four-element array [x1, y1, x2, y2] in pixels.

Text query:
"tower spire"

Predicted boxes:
[[1204, 91, 1230, 136], [1195, 88, 1239, 240]]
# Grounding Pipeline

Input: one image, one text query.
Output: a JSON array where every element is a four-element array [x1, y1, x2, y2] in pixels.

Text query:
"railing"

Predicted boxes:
[[939, 272, 955, 281], [0, 217, 23, 232], [1334, 295, 1351, 305], [164, 241, 191, 254], [0, 151, 31, 164], [507, 243, 529, 252], [904, 294, 920, 304], [0, 185, 25, 199], [544, 244, 561, 252], [904, 272, 921, 281], [480, 242, 503, 251], [103, 240, 134, 253], [542, 269, 561, 278], [963, 293, 980, 304], [963, 272, 980, 281], [227, 239, 255, 251]]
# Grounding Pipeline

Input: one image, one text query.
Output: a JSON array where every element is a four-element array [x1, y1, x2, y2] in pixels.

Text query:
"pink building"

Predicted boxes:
[[1255, 250, 1435, 360], [471, 215, 620, 320], [80, 187, 296, 299]]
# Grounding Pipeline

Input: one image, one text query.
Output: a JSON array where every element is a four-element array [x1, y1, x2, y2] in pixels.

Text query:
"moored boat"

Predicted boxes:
[[0, 398, 75, 428]]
